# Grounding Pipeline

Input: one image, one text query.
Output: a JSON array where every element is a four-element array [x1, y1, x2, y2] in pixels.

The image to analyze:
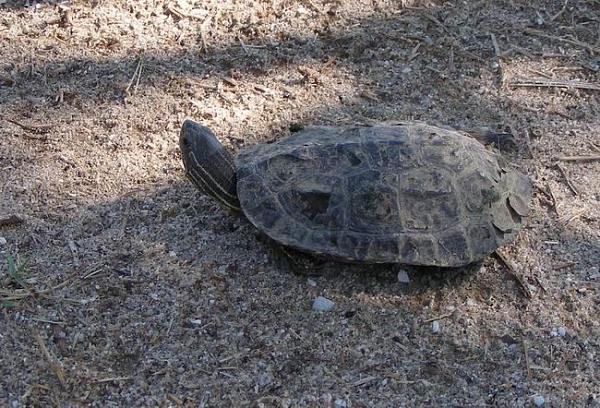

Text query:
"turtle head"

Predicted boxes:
[[179, 120, 241, 211]]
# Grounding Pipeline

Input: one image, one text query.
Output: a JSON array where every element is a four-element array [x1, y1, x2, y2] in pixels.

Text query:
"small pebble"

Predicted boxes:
[[320, 393, 333, 404], [0, 236, 6, 246], [431, 320, 441, 334], [307, 278, 317, 287], [533, 394, 545, 406], [334, 399, 348, 408], [312, 296, 335, 312], [535, 15, 544, 26], [557, 326, 567, 337], [396, 269, 410, 284]]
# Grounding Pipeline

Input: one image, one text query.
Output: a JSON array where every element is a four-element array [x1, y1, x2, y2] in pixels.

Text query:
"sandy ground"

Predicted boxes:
[[0, 0, 599, 406]]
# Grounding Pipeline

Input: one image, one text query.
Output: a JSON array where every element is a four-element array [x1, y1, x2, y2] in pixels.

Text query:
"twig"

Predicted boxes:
[[556, 155, 600, 162], [546, 184, 561, 216], [0, 270, 80, 303], [509, 78, 600, 91], [559, 206, 591, 225], [306, 0, 327, 15], [125, 52, 145, 95], [522, 336, 532, 380], [82, 265, 105, 279], [533, 276, 547, 293], [409, 42, 421, 61], [89, 376, 133, 384], [34, 332, 66, 388], [198, 14, 213, 52], [536, 183, 558, 214], [448, 47, 455, 73], [352, 376, 378, 387], [424, 310, 455, 323], [166, 3, 209, 20], [494, 250, 532, 299], [221, 76, 238, 87], [554, 261, 577, 270], [528, 69, 552, 79], [321, 57, 337, 72], [0, 214, 24, 227], [165, 3, 184, 18], [555, 163, 579, 195], [490, 32, 501, 57], [549, 0, 569, 22], [524, 28, 600, 54], [2, 117, 55, 134], [29, 317, 66, 325]]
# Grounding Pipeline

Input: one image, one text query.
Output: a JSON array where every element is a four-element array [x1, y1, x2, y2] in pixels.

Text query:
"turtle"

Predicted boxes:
[[179, 120, 531, 267]]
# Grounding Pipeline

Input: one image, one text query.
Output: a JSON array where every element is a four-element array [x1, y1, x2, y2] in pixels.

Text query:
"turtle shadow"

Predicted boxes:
[[267, 241, 484, 297]]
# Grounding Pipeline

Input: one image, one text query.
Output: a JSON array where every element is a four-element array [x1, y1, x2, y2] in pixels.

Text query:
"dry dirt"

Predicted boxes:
[[1, 0, 599, 407]]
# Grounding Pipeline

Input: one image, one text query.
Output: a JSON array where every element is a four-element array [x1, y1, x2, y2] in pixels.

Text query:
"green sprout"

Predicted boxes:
[[6, 254, 28, 288]]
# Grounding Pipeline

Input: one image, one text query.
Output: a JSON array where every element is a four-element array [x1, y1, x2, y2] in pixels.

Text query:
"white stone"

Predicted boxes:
[[312, 296, 334, 312], [431, 320, 441, 334], [533, 394, 545, 406], [0, 236, 6, 246], [397, 269, 410, 284], [557, 326, 567, 337], [334, 399, 348, 408]]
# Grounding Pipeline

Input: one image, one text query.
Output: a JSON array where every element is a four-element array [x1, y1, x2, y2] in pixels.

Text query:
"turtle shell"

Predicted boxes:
[[235, 122, 531, 267]]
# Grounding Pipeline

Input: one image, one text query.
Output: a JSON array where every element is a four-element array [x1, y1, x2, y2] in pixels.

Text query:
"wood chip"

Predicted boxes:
[[360, 89, 381, 101], [0, 74, 14, 86], [221, 76, 238, 87], [0, 214, 24, 227]]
